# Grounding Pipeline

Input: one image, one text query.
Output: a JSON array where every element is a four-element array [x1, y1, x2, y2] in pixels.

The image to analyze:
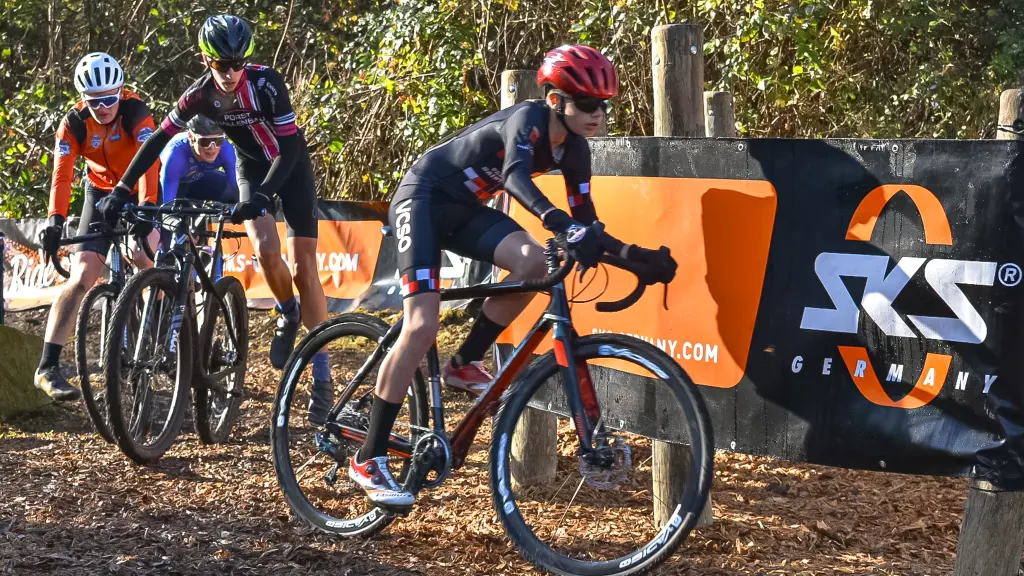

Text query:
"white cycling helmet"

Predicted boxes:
[[73, 52, 125, 94]]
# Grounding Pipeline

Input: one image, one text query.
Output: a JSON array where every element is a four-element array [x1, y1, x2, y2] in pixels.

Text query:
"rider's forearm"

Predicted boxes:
[[256, 133, 300, 198], [119, 128, 171, 191], [506, 171, 556, 218]]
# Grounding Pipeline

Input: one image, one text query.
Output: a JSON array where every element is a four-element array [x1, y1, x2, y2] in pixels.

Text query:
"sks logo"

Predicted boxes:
[[796, 185, 1012, 408]]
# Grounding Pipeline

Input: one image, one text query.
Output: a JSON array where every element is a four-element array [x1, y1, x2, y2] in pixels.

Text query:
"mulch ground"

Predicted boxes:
[[0, 309, 968, 575]]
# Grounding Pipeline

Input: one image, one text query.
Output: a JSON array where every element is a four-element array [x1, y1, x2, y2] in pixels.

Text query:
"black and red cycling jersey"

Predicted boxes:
[[389, 100, 601, 298], [48, 89, 159, 218], [117, 63, 311, 213], [160, 64, 299, 162], [409, 99, 597, 223]]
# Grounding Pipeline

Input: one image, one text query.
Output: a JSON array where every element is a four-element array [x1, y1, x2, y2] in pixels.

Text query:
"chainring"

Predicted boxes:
[[409, 431, 452, 491]]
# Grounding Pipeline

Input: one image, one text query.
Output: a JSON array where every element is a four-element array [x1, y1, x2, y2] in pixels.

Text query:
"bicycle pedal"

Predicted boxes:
[[324, 463, 339, 486], [380, 504, 412, 518]]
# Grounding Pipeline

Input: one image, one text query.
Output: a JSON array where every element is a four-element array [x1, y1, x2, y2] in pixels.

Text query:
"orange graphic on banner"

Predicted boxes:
[[846, 184, 952, 245], [221, 220, 382, 300], [839, 184, 954, 408], [500, 175, 778, 389], [837, 346, 951, 409]]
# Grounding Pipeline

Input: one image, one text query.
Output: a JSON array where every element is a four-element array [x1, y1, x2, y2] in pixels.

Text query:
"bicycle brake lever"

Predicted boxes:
[[47, 247, 70, 279]]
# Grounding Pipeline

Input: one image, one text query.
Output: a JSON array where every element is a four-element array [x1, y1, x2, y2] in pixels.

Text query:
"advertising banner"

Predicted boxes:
[[7, 137, 1024, 487], [501, 137, 1024, 486]]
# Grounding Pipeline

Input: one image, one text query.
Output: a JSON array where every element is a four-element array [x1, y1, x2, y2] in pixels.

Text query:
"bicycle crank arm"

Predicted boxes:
[[326, 422, 413, 459], [205, 368, 245, 392]]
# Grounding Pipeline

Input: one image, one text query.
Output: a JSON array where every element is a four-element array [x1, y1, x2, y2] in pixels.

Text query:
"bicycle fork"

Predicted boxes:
[[548, 278, 608, 465], [167, 251, 196, 356]]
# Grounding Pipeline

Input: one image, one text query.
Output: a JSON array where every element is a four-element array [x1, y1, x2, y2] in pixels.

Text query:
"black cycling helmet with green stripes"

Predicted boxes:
[[197, 15, 254, 60]]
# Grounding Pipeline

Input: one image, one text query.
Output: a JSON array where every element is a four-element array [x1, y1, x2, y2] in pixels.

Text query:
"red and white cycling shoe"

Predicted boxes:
[[441, 360, 493, 397], [348, 455, 415, 509]]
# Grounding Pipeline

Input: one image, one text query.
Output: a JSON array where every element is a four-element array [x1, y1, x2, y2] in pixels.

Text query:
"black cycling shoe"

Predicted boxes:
[[270, 307, 302, 370], [33, 367, 82, 402]]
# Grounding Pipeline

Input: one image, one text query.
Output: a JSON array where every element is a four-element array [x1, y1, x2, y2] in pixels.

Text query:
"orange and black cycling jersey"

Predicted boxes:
[[48, 89, 159, 218]]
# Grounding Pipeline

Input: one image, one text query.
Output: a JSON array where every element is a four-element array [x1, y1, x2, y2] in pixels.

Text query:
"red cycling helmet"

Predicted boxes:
[[537, 45, 618, 100]]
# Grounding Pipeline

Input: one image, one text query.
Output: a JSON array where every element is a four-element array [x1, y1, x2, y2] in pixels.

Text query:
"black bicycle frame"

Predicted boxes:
[[327, 242, 605, 471], [138, 204, 245, 384]]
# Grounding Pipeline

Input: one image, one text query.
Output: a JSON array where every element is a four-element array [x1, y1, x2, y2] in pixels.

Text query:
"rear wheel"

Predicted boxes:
[[103, 268, 192, 465], [271, 313, 428, 538], [490, 334, 713, 576], [193, 276, 249, 444], [76, 282, 118, 443]]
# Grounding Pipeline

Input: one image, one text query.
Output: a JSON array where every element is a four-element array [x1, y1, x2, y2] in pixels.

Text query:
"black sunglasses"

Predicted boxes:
[[572, 95, 609, 114], [209, 59, 247, 72], [196, 135, 225, 149]]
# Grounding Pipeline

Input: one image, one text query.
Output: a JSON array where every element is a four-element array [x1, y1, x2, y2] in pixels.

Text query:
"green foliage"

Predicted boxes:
[[3, 0, 1024, 216]]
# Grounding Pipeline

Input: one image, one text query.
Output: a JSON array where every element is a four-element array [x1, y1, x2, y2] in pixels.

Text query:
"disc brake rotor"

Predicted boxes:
[[579, 434, 632, 490]]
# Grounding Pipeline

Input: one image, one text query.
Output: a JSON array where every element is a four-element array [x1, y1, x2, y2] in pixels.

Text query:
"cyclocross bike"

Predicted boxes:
[[45, 222, 138, 443], [101, 200, 250, 464], [271, 222, 713, 576]]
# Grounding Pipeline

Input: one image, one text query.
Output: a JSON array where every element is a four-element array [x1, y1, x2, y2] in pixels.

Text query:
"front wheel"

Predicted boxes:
[[193, 276, 249, 444], [103, 267, 192, 465], [490, 334, 713, 576]]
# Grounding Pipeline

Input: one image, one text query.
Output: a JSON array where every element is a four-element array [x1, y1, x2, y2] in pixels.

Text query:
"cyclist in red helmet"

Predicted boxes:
[[345, 44, 677, 510]]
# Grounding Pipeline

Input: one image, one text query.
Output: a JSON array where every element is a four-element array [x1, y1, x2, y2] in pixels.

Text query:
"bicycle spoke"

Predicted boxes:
[[552, 476, 587, 539]]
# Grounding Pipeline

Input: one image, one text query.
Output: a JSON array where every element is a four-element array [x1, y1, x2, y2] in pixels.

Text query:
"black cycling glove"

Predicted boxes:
[[628, 245, 678, 284], [230, 192, 271, 225], [96, 184, 133, 225], [39, 214, 64, 259], [544, 210, 603, 269]]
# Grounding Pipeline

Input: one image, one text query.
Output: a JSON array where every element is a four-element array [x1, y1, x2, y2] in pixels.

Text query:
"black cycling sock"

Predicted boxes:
[[38, 342, 63, 371], [358, 395, 404, 461], [453, 312, 507, 366]]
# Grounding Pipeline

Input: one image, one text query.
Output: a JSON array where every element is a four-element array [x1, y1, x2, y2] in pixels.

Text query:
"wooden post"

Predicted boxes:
[[502, 70, 558, 487], [501, 69, 544, 109], [997, 89, 1024, 140], [953, 90, 1024, 575], [652, 24, 706, 138], [954, 480, 1024, 576], [704, 91, 736, 138], [650, 23, 713, 528]]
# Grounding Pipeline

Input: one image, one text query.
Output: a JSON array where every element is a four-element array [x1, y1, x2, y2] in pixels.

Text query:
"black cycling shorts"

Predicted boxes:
[[389, 172, 524, 298], [237, 153, 318, 239], [76, 183, 117, 255]]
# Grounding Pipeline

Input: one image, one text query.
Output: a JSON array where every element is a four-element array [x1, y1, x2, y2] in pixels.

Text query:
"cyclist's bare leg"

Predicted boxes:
[[377, 292, 441, 403], [245, 213, 295, 303], [127, 229, 160, 269], [286, 237, 327, 330], [480, 231, 547, 324], [446, 231, 546, 380], [42, 251, 106, 346]]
